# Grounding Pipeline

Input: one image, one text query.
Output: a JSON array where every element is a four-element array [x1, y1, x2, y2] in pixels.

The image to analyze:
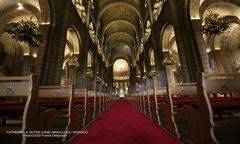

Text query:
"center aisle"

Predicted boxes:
[[69, 100, 182, 144]]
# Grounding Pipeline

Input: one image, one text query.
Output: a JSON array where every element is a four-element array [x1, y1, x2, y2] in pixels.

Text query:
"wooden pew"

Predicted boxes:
[[86, 90, 96, 123], [139, 90, 144, 113], [166, 81, 239, 143], [137, 92, 142, 110], [102, 92, 107, 112], [142, 90, 148, 115], [105, 93, 109, 109], [98, 92, 103, 114], [38, 85, 80, 142], [108, 93, 117, 107], [105, 93, 111, 109], [0, 75, 55, 144], [147, 89, 154, 119], [94, 91, 100, 118], [108, 93, 115, 107], [154, 87, 167, 126], [74, 89, 86, 128], [96, 92, 101, 117], [128, 93, 138, 108], [148, 89, 158, 122], [137, 91, 143, 112], [167, 83, 197, 141], [183, 73, 240, 144], [155, 86, 179, 137]]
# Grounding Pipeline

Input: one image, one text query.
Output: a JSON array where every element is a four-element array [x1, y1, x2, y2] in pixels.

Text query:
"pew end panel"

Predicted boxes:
[[167, 83, 198, 141], [75, 89, 87, 128], [196, 73, 240, 144], [0, 75, 57, 144], [39, 85, 78, 143]]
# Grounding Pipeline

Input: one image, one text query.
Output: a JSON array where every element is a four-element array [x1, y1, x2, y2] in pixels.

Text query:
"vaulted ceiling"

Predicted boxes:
[[95, 0, 145, 66], [0, 0, 163, 68], [0, 0, 41, 34]]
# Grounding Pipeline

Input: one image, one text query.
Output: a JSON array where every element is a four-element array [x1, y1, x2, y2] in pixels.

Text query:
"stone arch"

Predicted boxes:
[[208, 23, 240, 74], [160, 24, 175, 52], [160, 23, 182, 83], [200, 1, 240, 19], [61, 26, 81, 85], [200, 2, 240, 74], [66, 26, 81, 55]]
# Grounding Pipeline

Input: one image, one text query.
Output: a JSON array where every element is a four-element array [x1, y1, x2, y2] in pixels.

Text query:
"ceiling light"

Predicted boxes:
[[17, 3, 23, 10], [33, 53, 37, 58]]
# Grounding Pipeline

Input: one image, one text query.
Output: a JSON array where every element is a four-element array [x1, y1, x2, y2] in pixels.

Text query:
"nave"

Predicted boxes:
[[1, 0, 240, 144]]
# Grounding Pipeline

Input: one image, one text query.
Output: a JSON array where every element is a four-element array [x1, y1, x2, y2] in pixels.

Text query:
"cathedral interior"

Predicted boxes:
[[0, 0, 240, 144]]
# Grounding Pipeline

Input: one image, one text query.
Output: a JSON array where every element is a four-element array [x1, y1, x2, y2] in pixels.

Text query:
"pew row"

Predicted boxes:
[[164, 74, 240, 143], [85, 90, 95, 125], [183, 73, 240, 144], [38, 85, 83, 142], [0, 75, 55, 144], [166, 83, 197, 141], [74, 89, 87, 128], [0, 75, 117, 144]]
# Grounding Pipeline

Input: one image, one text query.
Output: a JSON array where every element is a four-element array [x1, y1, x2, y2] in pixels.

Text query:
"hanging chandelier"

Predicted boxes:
[[6, 19, 42, 47], [201, 12, 231, 35]]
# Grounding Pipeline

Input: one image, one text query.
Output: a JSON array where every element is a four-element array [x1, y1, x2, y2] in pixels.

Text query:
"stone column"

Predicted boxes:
[[191, 20, 211, 73], [168, 0, 204, 82]]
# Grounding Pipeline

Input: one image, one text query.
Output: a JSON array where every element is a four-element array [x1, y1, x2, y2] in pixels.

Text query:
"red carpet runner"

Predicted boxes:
[[69, 100, 182, 144]]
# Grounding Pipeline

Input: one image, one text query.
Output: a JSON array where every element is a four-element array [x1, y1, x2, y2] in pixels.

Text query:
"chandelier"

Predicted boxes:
[[6, 19, 42, 48], [201, 12, 231, 35]]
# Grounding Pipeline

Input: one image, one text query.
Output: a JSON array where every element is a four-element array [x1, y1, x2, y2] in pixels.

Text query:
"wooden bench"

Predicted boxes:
[[183, 73, 240, 144], [38, 85, 80, 142], [166, 83, 197, 140], [129, 92, 140, 111], [163, 80, 240, 143], [102, 92, 107, 112], [142, 91, 149, 116], [155, 87, 168, 126], [137, 91, 143, 112], [107, 93, 117, 108], [74, 89, 86, 128], [86, 90, 96, 123], [128, 93, 139, 108], [107, 93, 116, 108], [154, 86, 180, 137], [96, 92, 101, 117], [0, 75, 55, 144]]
